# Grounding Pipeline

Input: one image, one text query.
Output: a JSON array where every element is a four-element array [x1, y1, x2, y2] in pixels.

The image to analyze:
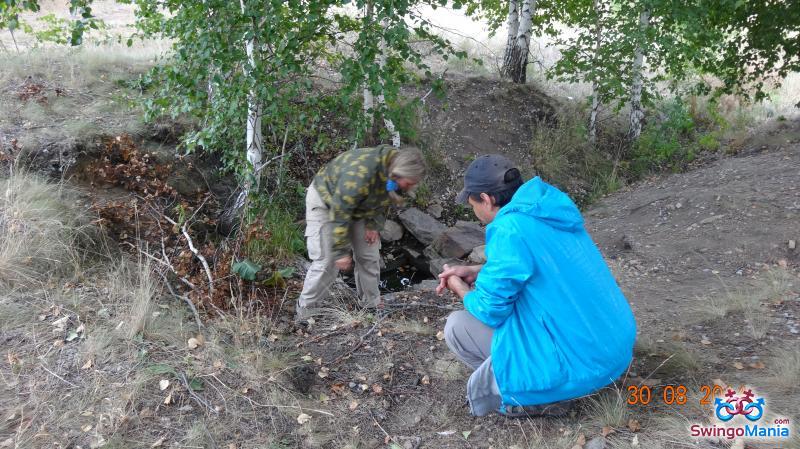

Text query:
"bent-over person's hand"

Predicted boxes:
[[365, 229, 380, 245], [335, 255, 353, 271]]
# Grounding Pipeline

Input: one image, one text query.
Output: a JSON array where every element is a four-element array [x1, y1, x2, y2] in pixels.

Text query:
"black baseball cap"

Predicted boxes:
[[455, 154, 518, 204]]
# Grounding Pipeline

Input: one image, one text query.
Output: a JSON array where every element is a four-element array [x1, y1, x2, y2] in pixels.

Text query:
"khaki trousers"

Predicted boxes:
[[297, 184, 381, 318], [444, 310, 502, 416]]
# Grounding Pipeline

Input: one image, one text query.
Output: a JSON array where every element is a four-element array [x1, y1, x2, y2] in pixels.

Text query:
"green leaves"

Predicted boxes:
[[232, 259, 261, 281]]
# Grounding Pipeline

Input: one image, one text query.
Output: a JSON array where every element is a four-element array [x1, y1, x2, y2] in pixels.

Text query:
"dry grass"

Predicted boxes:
[[585, 388, 630, 428], [696, 268, 795, 340], [766, 346, 800, 394], [0, 171, 89, 287], [0, 44, 159, 160], [109, 256, 158, 339]]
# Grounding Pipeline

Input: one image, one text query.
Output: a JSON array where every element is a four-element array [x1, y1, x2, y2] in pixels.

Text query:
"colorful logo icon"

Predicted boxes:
[[714, 388, 765, 422]]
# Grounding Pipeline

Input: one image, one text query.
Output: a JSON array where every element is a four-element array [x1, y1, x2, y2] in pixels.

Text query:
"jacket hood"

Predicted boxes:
[[496, 177, 584, 231]]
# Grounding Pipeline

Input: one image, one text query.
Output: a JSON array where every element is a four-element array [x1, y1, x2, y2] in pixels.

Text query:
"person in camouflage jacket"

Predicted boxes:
[[296, 145, 427, 322]]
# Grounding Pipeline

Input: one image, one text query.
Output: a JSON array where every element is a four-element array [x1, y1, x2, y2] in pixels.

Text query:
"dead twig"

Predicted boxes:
[[157, 270, 203, 330], [179, 372, 218, 415], [163, 197, 214, 293], [328, 316, 384, 365], [39, 362, 79, 388]]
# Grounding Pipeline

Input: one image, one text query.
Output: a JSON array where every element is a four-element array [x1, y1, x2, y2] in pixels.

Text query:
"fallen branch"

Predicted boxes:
[[157, 270, 203, 330], [162, 197, 215, 294], [327, 316, 384, 365], [180, 372, 218, 415], [39, 362, 79, 388]]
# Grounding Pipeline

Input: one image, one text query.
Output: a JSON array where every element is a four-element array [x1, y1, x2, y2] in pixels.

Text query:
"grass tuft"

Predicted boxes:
[[0, 171, 88, 287]]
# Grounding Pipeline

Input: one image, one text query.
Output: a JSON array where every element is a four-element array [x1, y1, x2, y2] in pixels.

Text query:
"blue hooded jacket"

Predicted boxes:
[[463, 177, 636, 406]]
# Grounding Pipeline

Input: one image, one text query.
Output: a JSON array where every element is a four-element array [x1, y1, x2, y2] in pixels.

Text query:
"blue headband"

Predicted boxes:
[[386, 179, 399, 192]]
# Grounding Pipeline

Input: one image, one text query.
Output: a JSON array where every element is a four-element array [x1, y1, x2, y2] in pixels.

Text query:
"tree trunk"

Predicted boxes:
[[588, 0, 603, 144], [500, 1, 519, 77], [629, 9, 650, 140], [362, 1, 377, 146], [377, 17, 400, 148], [219, 0, 263, 236], [502, 0, 534, 84]]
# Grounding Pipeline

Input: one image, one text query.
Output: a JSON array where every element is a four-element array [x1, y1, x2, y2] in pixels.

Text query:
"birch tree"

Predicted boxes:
[[501, 0, 536, 83], [627, 8, 649, 140]]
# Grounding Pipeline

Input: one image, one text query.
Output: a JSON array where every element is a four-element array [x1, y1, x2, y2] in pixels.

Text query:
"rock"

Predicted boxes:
[[468, 245, 486, 264], [429, 257, 461, 276], [432, 226, 485, 259], [455, 220, 483, 233], [414, 279, 440, 292], [380, 219, 404, 242], [404, 248, 422, 260], [585, 437, 607, 449], [398, 208, 447, 245], [426, 203, 444, 218], [424, 245, 441, 261]]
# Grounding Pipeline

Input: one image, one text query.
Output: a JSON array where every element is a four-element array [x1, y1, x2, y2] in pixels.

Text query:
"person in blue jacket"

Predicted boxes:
[[436, 154, 637, 417]]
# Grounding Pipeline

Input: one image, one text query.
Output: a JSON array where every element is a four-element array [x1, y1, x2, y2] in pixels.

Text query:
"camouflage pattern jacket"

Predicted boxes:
[[313, 145, 396, 258]]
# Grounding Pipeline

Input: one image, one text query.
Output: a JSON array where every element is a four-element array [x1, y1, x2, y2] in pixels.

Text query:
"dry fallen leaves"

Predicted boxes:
[[627, 418, 641, 433], [150, 437, 165, 448], [700, 336, 712, 345], [749, 361, 766, 369], [349, 400, 359, 411], [421, 375, 431, 385], [570, 433, 586, 449], [159, 379, 170, 391], [602, 426, 615, 437], [81, 359, 93, 370], [733, 361, 744, 370], [297, 413, 311, 425], [371, 384, 383, 394], [163, 391, 174, 405], [436, 331, 445, 341]]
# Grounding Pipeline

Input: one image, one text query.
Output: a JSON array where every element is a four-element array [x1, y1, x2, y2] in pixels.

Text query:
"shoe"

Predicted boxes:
[[295, 305, 321, 323], [498, 400, 574, 418]]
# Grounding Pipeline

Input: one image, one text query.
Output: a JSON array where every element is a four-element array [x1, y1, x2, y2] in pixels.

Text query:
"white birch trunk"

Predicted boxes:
[[502, 0, 534, 84], [588, 0, 603, 144], [501, 0, 519, 77], [377, 18, 400, 148], [629, 9, 650, 140], [241, 0, 263, 176], [362, 2, 375, 129]]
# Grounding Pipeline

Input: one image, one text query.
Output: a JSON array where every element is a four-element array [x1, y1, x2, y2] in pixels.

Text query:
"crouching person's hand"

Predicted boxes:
[[443, 275, 470, 299], [436, 264, 480, 296]]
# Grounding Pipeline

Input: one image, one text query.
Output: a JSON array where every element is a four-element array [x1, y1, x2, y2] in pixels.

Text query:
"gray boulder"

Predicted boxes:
[[398, 208, 447, 245], [414, 279, 441, 292], [455, 220, 483, 233], [432, 225, 485, 259], [428, 257, 461, 276], [468, 245, 486, 264], [426, 203, 444, 218], [380, 219, 404, 242], [423, 245, 440, 261]]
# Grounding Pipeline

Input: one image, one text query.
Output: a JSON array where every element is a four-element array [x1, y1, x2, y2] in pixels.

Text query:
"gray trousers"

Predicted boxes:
[[297, 185, 381, 319], [444, 310, 503, 416]]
